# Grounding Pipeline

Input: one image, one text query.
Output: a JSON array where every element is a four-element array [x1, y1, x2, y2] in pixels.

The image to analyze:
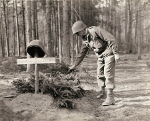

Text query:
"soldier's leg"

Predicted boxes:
[[104, 55, 115, 89], [102, 55, 115, 106], [96, 58, 106, 98]]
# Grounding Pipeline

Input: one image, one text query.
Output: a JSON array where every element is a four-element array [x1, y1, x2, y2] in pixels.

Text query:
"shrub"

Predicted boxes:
[[12, 65, 84, 109]]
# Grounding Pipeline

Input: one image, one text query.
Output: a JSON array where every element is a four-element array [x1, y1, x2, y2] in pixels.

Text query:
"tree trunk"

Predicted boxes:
[[117, 14, 121, 51], [25, 0, 33, 72], [0, 1, 4, 57], [58, 0, 62, 62], [71, 0, 74, 65], [31, 0, 38, 40], [135, 10, 138, 47], [148, 27, 150, 51], [78, 0, 82, 50], [127, 0, 133, 53], [6, 0, 9, 55], [3, 0, 9, 57], [21, 0, 26, 55], [75, 2, 79, 56], [34, 1, 39, 39], [1, 20, 5, 57], [113, 8, 117, 37], [146, 28, 148, 44], [41, 3, 46, 45], [0, 19, 5, 57], [105, 0, 109, 31], [31, 0, 36, 40], [45, 0, 53, 56], [53, 0, 58, 56], [55, 1, 59, 57], [15, 0, 20, 56], [110, 0, 114, 34], [13, 0, 16, 56], [125, 0, 128, 53], [108, 0, 111, 32], [138, 1, 142, 60], [62, 0, 70, 65], [25, 0, 32, 41]]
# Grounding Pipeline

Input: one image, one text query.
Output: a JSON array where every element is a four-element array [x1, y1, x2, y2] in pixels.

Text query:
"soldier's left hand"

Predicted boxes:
[[114, 54, 120, 62]]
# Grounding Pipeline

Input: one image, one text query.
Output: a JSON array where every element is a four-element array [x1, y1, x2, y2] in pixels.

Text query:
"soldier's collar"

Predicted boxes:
[[86, 28, 89, 34]]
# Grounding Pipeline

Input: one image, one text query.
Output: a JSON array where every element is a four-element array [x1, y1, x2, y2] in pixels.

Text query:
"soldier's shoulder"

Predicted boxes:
[[88, 26, 97, 30], [88, 26, 97, 35]]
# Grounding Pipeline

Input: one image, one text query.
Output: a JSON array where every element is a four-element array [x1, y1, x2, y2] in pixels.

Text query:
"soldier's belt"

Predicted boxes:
[[98, 52, 113, 59]]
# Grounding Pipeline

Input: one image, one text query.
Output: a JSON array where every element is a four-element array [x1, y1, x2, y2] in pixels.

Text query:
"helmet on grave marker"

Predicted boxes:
[[27, 40, 45, 58]]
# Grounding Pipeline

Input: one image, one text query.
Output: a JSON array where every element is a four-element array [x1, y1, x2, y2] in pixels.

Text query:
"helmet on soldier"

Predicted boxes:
[[72, 21, 87, 34]]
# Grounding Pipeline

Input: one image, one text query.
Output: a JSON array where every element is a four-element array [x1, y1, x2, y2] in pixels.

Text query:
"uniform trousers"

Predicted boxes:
[[96, 50, 116, 90]]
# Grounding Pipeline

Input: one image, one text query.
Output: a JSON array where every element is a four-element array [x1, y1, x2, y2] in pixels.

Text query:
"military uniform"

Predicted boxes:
[[74, 26, 118, 90]]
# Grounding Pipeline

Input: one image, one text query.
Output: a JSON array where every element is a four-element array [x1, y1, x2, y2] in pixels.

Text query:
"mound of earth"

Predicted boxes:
[[7, 93, 54, 113]]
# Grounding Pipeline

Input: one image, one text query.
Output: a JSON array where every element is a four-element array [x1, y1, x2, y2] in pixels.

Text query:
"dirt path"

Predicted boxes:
[[0, 54, 150, 121]]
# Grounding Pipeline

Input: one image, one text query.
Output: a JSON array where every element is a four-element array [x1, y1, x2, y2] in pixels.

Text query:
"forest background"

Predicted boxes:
[[0, 0, 150, 65]]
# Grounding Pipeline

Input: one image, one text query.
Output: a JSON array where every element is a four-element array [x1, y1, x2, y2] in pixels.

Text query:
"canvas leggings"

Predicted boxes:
[[97, 55, 115, 90]]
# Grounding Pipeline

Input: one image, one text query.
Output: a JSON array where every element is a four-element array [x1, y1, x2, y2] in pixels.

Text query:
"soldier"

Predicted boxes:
[[69, 21, 120, 106]]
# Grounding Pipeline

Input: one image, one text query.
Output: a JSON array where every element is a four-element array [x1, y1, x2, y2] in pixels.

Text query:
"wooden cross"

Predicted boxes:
[[17, 57, 59, 94]]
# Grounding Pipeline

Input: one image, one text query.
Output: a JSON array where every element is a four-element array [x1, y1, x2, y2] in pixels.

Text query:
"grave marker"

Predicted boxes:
[[17, 40, 59, 94]]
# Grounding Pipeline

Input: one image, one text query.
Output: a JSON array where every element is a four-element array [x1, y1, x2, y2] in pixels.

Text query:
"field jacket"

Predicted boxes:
[[74, 26, 118, 67]]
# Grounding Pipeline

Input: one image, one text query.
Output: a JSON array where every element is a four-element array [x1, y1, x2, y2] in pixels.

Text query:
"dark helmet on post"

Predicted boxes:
[[27, 40, 45, 58]]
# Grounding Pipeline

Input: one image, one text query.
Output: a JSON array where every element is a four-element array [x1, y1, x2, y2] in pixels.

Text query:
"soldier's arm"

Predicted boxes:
[[74, 44, 89, 67], [109, 41, 120, 62], [108, 40, 119, 54]]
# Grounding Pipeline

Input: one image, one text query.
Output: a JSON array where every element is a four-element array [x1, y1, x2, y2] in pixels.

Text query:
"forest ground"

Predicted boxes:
[[0, 53, 150, 121]]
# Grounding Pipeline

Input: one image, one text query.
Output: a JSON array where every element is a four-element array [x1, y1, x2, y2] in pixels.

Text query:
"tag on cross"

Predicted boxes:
[[17, 57, 59, 94]]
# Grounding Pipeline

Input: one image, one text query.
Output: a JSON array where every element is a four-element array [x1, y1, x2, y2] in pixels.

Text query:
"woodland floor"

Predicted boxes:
[[0, 53, 150, 121]]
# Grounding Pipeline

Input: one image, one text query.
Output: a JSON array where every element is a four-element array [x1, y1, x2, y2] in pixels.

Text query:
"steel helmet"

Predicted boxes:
[[27, 40, 45, 57], [72, 21, 87, 34]]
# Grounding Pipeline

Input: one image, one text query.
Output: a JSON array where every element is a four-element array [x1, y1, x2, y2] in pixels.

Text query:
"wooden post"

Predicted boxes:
[[34, 52, 39, 94], [35, 63, 39, 94]]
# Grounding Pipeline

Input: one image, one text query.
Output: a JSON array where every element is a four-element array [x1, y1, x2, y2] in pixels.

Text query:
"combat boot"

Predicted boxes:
[[102, 89, 115, 106], [96, 87, 105, 99]]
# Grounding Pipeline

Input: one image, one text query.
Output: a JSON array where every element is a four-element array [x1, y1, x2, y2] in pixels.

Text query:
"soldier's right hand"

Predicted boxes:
[[68, 65, 76, 72]]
